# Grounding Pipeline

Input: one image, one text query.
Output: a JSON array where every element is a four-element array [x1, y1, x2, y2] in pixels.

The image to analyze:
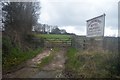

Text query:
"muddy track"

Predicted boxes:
[[3, 48, 67, 78], [33, 48, 67, 78]]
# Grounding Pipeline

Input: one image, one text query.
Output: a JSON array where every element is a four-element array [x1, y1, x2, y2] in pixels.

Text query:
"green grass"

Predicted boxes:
[[2, 36, 44, 71], [34, 34, 71, 39], [65, 47, 119, 78], [37, 53, 53, 69], [3, 47, 43, 71], [34, 34, 72, 45], [37, 48, 60, 69], [65, 47, 80, 71]]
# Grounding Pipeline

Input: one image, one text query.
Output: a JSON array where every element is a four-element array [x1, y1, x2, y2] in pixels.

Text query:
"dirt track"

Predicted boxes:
[[3, 48, 66, 78], [33, 48, 66, 78]]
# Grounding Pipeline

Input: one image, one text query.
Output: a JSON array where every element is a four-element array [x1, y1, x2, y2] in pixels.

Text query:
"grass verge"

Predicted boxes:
[[65, 47, 80, 71], [2, 35, 44, 73], [65, 47, 119, 78], [3, 44, 43, 73]]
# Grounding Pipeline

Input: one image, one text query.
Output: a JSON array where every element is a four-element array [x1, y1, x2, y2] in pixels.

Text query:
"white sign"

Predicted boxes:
[[86, 14, 105, 37]]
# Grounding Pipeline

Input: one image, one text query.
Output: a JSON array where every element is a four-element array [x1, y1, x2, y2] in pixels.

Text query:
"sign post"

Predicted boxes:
[[86, 14, 106, 50]]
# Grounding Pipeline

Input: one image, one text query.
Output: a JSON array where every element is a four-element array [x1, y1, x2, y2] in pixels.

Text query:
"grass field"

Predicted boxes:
[[34, 34, 72, 46], [34, 34, 71, 39]]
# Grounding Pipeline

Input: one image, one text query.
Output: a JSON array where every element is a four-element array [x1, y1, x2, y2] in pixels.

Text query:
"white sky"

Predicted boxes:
[[39, 0, 119, 37]]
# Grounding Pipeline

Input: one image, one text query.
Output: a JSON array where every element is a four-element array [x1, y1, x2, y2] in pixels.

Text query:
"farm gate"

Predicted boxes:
[[44, 37, 72, 48]]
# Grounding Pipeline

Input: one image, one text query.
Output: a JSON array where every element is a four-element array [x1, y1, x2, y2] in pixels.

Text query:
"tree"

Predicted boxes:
[[2, 2, 40, 34], [60, 29, 67, 34], [2, 2, 41, 49], [51, 27, 61, 34], [34, 23, 42, 33]]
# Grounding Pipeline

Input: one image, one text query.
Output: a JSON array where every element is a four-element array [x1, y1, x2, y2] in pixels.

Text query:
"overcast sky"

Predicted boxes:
[[39, 0, 119, 37]]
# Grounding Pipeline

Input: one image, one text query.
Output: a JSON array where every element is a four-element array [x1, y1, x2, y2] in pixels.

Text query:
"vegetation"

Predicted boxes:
[[1, 2, 119, 79], [34, 34, 72, 46], [0, 34, 2, 67], [35, 34, 71, 43], [34, 34, 71, 39], [2, 2, 40, 33], [65, 47, 119, 78], [65, 47, 80, 71], [51, 27, 62, 34], [2, 36, 43, 72], [37, 48, 60, 69], [0, 49, 1, 70], [2, 2, 40, 50], [2, 2, 42, 73]]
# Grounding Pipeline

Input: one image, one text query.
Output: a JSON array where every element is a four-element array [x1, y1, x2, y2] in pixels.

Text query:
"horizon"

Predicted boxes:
[[39, 0, 119, 37]]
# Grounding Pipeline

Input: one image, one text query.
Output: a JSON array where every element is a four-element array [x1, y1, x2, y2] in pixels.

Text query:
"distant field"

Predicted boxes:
[[34, 34, 72, 46], [34, 34, 71, 39]]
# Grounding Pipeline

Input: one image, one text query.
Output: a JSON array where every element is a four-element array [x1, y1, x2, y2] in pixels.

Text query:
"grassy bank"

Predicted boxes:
[[65, 47, 80, 71], [2, 36, 43, 72], [3, 48, 43, 72], [3, 48, 43, 70], [65, 47, 119, 78]]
